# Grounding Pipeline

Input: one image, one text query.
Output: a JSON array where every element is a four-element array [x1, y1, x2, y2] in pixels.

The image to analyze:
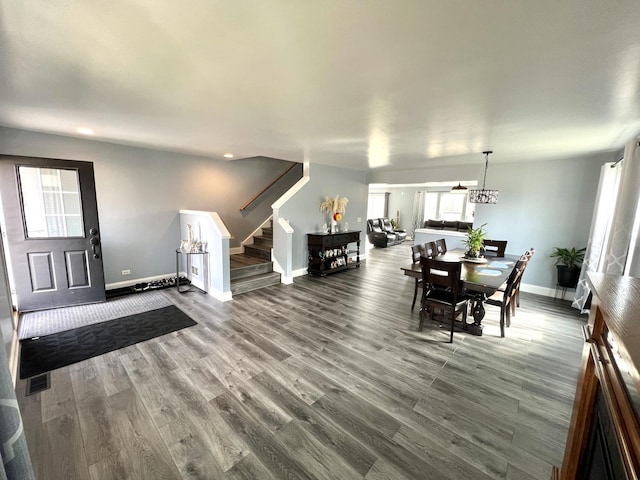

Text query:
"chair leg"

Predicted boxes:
[[412, 279, 418, 310], [446, 308, 453, 343], [500, 307, 505, 338]]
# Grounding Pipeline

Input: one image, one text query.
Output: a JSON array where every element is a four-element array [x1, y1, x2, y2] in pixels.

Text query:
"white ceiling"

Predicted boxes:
[[1, 1, 640, 171]]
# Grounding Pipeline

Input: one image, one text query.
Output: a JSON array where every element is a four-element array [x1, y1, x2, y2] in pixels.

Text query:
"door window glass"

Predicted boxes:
[[19, 166, 84, 238]]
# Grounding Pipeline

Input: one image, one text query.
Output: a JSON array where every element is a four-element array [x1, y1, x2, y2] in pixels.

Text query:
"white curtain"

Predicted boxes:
[[573, 137, 640, 311], [604, 138, 640, 275], [572, 162, 621, 311], [409, 191, 425, 240]]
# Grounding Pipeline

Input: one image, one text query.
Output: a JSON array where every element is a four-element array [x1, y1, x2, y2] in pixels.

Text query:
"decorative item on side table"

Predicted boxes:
[[176, 223, 208, 293], [550, 246, 585, 299], [320, 195, 348, 234], [179, 223, 206, 253]]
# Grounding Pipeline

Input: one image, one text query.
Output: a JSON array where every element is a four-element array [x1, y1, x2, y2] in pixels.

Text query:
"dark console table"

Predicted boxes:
[[307, 231, 360, 276], [553, 273, 640, 479]]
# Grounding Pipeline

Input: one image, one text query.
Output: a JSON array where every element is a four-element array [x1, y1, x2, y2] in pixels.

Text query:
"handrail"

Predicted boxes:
[[240, 163, 299, 212]]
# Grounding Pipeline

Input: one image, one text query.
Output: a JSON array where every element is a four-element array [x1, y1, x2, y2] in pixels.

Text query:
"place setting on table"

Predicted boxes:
[[401, 235, 521, 338]]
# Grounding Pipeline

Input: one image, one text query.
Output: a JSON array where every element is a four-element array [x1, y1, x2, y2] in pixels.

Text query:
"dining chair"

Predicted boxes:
[[411, 244, 425, 310], [423, 241, 437, 258], [514, 248, 535, 309], [497, 248, 532, 315], [435, 238, 447, 255], [483, 239, 508, 257], [419, 257, 469, 343], [486, 259, 526, 337]]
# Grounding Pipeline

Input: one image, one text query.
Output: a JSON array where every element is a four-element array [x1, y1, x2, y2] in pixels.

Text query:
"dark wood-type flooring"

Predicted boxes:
[[16, 244, 586, 479]]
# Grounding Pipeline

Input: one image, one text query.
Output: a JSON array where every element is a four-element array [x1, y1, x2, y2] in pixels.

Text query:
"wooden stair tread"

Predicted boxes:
[[253, 235, 273, 243], [230, 271, 281, 295], [229, 219, 278, 294], [230, 253, 270, 269], [244, 243, 271, 252]]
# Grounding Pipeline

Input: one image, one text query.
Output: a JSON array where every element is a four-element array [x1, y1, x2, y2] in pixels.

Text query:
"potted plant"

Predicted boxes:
[[550, 246, 586, 288], [463, 223, 487, 258]]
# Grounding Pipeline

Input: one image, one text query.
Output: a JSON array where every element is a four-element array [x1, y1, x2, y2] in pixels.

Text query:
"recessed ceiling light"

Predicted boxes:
[[224, 153, 234, 159], [76, 127, 94, 135]]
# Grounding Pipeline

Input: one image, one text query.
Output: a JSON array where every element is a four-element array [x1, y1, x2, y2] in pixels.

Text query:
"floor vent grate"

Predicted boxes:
[[26, 373, 50, 396]]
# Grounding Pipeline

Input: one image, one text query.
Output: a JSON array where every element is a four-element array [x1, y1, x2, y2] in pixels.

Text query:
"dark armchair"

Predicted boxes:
[[380, 218, 407, 243], [366, 218, 396, 247]]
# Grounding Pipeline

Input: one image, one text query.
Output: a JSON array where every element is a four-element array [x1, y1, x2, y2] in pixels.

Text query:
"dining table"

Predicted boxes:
[[400, 248, 521, 335]]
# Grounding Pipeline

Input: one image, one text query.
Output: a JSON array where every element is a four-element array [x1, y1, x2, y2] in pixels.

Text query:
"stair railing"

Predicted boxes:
[[239, 163, 299, 213]]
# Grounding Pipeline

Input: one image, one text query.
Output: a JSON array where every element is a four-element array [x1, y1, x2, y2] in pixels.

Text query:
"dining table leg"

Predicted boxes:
[[467, 294, 486, 336]]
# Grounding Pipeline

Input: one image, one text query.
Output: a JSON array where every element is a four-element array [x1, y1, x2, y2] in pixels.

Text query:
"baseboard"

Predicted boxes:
[[292, 267, 308, 278], [520, 282, 557, 298], [209, 289, 233, 302], [106, 273, 175, 290], [229, 247, 243, 255]]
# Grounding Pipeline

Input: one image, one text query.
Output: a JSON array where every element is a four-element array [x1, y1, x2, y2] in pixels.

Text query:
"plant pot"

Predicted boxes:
[[556, 265, 580, 288]]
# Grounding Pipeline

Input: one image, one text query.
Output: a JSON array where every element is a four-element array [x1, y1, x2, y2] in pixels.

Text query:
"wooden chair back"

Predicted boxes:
[[503, 260, 526, 298], [420, 257, 463, 294], [486, 259, 526, 337], [419, 257, 468, 342], [484, 239, 508, 257], [423, 241, 437, 258], [412, 244, 424, 264], [435, 238, 447, 255]]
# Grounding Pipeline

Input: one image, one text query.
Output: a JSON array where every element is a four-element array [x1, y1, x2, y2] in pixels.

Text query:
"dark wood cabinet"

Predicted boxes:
[[307, 231, 360, 276], [554, 273, 640, 479]]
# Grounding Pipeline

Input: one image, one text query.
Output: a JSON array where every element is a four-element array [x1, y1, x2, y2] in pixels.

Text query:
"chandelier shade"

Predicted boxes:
[[469, 151, 499, 204], [450, 182, 468, 193]]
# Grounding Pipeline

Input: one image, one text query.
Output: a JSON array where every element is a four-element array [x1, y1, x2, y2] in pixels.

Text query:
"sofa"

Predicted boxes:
[[414, 219, 473, 251], [423, 219, 473, 232], [366, 218, 406, 247]]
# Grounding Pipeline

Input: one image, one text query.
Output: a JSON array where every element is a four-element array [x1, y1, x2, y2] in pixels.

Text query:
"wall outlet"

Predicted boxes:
[[191, 266, 199, 275], [357, 217, 362, 222], [121, 269, 130, 275]]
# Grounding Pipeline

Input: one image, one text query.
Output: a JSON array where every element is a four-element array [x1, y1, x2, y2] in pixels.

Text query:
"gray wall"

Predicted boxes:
[[368, 152, 611, 290], [0, 127, 300, 286], [0, 235, 14, 358], [368, 185, 424, 230], [279, 163, 368, 271]]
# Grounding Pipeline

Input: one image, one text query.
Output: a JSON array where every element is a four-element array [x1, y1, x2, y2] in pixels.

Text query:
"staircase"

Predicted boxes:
[[230, 220, 281, 295]]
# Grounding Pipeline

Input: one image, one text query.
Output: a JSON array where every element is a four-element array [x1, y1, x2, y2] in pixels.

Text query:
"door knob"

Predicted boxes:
[[90, 237, 100, 259]]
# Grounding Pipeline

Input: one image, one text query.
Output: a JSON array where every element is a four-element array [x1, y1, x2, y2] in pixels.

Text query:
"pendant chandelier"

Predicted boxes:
[[469, 150, 499, 204], [450, 182, 468, 193]]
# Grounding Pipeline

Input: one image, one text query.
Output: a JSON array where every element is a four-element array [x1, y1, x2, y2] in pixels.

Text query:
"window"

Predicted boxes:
[[367, 193, 387, 219], [424, 191, 474, 222]]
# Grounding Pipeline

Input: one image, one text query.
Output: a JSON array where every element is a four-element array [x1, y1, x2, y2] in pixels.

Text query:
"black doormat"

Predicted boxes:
[[19, 305, 197, 379]]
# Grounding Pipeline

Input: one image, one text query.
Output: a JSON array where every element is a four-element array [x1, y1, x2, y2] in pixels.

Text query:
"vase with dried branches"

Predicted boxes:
[[320, 195, 348, 234]]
